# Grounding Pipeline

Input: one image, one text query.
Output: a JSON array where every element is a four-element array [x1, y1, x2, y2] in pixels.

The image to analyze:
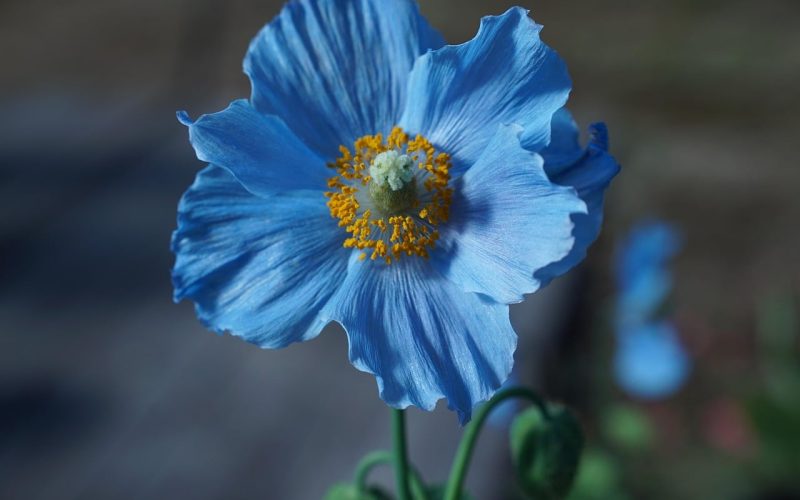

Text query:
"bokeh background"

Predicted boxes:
[[2, 0, 799, 498]]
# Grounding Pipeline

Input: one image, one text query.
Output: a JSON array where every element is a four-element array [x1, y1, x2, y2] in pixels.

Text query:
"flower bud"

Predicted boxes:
[[509, 404, 584, 499]]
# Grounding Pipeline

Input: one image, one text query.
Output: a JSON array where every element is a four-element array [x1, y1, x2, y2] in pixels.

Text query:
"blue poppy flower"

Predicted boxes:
[[615, 222, 683, 328], [172, 0, 618, 422], [612, 222, 690, 399], [614, 322, 690, 400]]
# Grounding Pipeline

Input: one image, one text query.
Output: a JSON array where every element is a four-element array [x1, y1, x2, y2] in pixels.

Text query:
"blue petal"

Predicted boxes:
[[614, 322, 690, 400], [539, 108, 584, 173], [432, 125, 586, 304], [322, 255, 517, 424], [534, 110, 621, 286], [244, 0, 444, 159], [178, 100, 328, 197], [399, 7, 571, 173], [172, 165, 349, 348]]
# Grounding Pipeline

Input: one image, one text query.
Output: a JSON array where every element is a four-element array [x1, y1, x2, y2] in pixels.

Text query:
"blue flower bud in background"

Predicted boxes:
[[613, 222, 690, 399], [614, 321, 690, 400]]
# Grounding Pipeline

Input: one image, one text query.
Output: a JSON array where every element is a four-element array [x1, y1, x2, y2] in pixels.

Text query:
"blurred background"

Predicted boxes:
[[1, 0, 799, 498]]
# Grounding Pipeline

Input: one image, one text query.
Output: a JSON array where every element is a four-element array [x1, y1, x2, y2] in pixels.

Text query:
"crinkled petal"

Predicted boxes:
[[399, 7, 571, 174], [322, 255, 517, 424], [432, 124, 586, 304], [244, 0, 445, 159], [171, 165, 349, 348], [539, 108, 584, 173], [177, 101, 328, 197], [534, 110, 621, 286]]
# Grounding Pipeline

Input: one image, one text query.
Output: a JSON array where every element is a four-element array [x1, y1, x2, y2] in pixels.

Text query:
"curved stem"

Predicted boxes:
[[442, 387, 549, 500], [354, 450, 394, 491], [354, 449, 428, 499], [393, 409, 412, 500], [408, 472, 428, 500]]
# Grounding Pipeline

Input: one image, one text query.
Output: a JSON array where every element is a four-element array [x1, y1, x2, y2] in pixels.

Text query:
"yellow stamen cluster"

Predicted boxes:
[[325, 126, 453, 264]]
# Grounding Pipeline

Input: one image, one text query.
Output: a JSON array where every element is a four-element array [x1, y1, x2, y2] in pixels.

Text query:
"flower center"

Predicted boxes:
[[370, 150, 415, 191], [325, 127, 453, 264]]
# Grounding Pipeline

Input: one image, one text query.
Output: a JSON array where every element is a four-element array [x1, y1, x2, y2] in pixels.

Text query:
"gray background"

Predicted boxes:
[[1, 0, 798, 498]]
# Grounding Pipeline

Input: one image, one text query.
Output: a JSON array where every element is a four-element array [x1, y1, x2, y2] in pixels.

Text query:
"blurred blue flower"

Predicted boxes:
[[615, 222, 683, 328], [172, 0, 618, 422], [614, 322, 690, 399], [613, 222, 689, 399]]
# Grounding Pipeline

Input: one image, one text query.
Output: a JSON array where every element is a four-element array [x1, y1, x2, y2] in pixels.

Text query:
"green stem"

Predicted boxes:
[[408, 472, 428, 500], [354, 451, 394, 491], [393, 409, 413, 500], [354, 449, 427, 499], [442, 387, 549, 500]]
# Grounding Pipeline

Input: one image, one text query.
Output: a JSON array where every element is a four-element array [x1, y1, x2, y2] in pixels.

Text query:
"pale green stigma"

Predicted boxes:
[[369, 150, 415, 191], [368, 150, 417, 215]]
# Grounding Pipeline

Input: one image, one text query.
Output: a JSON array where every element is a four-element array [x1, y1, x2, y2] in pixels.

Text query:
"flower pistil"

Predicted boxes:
[[325, 127, 452, 264]]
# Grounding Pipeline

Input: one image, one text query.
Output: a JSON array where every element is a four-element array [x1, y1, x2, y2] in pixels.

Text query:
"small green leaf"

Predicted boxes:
[[324, 482, 393, 500], [510, 405, 585, 499]]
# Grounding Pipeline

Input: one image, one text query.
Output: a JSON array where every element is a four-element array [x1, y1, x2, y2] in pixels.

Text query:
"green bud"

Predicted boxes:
[[509, 404, 585, 499]]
